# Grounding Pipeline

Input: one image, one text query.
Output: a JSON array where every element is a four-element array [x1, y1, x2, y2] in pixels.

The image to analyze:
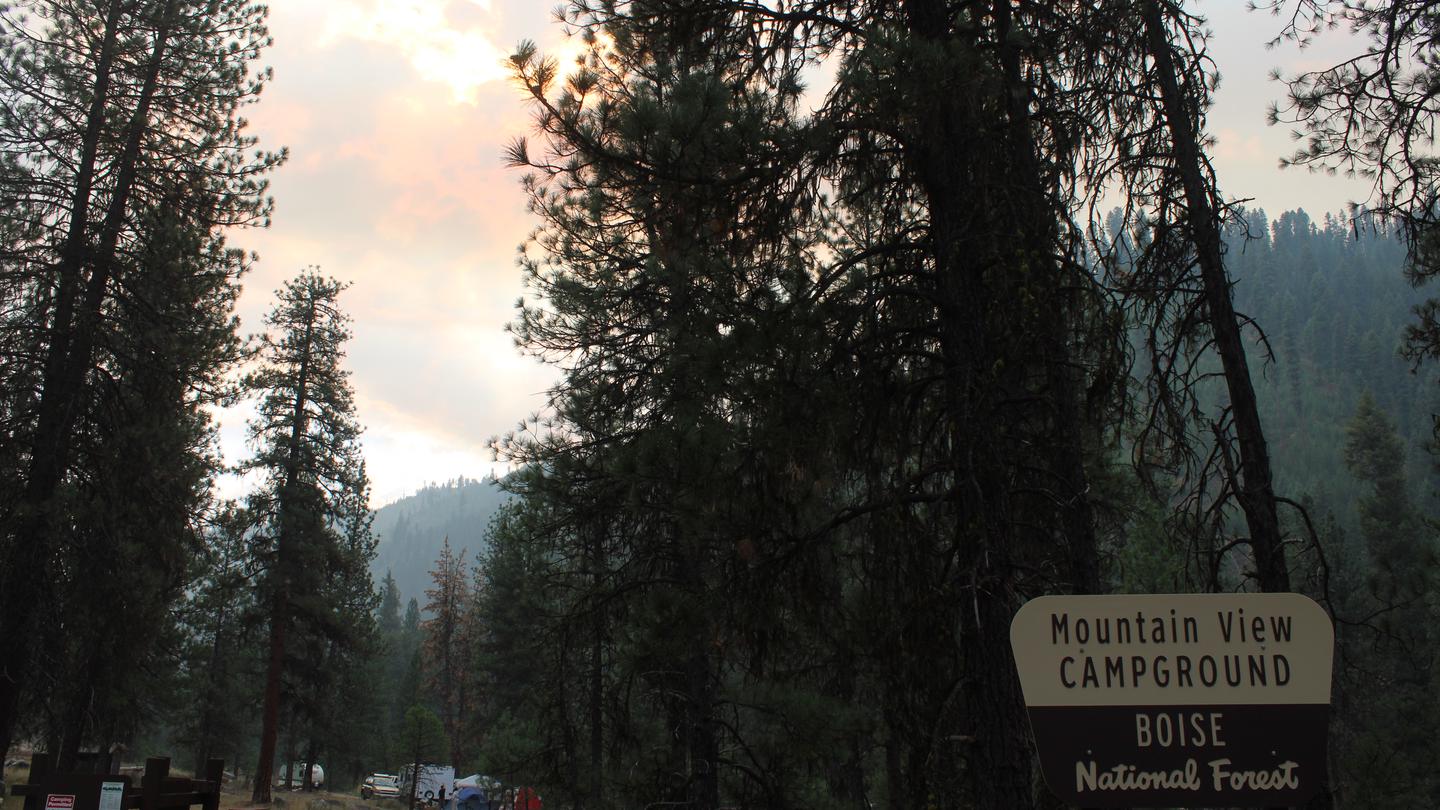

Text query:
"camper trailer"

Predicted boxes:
[[275, 762, 325, 790], [399, 764, 454, 804]]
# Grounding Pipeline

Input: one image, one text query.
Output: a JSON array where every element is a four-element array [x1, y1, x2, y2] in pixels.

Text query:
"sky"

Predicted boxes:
[[213, 1, 1378, 509]]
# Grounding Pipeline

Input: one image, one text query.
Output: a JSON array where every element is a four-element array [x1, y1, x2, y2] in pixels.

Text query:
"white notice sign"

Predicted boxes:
[[99, 782, 125, 810]]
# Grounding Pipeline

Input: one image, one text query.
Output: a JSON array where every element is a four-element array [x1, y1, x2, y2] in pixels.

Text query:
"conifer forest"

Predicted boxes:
[[7, 1, 1440, 809]]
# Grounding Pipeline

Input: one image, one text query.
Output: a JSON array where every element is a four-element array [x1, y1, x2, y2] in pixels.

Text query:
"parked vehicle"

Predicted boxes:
[[399, 764, 454, 804], [274, 762, 325, 790], [362, 773, 401, 800]]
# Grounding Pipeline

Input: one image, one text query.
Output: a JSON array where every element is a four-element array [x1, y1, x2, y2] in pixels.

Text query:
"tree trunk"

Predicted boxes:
[[57, 656, 100, 771], [896, 0, 1055, 804], [302, 742, 316, 791], [1141, 0, 1290, 593], [991, 0, 1103, 596], [586, 526, 604, 810], [684, 646, 718, 810], [251, 607, 286, 804]]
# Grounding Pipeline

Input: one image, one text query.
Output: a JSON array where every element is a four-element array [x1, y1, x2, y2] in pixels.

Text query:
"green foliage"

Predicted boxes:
[[397, 706, 450, 809], [421, 539, 471, 769], [0, 0, 281, 760], [398, 704, 450, 764], [173, 505, 265, 776], [1325, 393, 1440, 805], [240, 270, 375, 801]]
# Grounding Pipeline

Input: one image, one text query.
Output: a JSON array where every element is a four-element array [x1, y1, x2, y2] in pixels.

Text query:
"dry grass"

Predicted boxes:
[[218, 783, 401, 810], [4, 766, 28, 810], [3, 766, 29, 810]]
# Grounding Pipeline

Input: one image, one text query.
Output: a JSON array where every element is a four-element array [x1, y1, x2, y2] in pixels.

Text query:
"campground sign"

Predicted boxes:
[[1010, 593, 1334, 807]]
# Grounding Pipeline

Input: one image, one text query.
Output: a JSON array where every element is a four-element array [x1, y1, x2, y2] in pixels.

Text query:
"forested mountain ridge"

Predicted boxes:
[[1227, 209, 1438, 525], [370, 477, 509, 604]]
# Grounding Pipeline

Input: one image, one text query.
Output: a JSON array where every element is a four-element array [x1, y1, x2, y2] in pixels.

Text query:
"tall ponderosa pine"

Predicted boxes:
[[39, 200, 249, 766], [499, 6, 860, 803], [1141, 0, 1289, 591], [242, 270, 369, 803], [422, 538, 469, 769], [0, 0, 281, 760]]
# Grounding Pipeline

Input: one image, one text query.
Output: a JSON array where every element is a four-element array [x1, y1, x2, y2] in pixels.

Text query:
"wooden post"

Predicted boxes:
[[140, 758, 169, 810], [23, 753, 54, 810], [201, 760, 224, 810]]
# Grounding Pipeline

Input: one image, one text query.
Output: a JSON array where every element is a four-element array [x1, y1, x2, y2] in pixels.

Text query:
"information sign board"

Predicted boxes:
[[98, 782, 124, 810], [1010, 593, 1334, 807]]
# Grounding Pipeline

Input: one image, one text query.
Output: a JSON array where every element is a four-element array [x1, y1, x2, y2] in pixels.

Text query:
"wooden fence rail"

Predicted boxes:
[[9, 754, 222, 810]]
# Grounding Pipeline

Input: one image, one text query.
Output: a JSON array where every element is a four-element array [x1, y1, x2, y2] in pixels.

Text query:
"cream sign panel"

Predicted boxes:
[[1011, 593, 1334, 808]]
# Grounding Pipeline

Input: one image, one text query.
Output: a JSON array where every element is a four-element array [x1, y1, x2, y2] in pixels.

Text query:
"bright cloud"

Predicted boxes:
[[1212, 127, 1265, 164], [321, 0, 509, 103]]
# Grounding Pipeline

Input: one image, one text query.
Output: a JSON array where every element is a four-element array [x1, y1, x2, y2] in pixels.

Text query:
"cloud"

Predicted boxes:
[[320, 0, 509, 104], [218, 3, 662, 507], [1212, 127, 1265, 164]]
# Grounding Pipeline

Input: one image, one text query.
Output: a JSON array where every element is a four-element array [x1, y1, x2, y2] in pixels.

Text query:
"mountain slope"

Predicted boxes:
[[370, 476, 509, 606]]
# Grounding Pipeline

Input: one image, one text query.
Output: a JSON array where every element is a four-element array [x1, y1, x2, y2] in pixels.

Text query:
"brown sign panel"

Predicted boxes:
[[1011, 594, 1334, 807], [29, 774, 132, 810]]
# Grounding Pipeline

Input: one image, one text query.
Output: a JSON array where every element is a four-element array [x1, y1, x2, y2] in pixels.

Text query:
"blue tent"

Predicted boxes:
[[455, 785, 486, 810]]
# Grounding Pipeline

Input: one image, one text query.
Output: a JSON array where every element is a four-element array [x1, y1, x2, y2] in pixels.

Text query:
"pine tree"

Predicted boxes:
[[370, 571, 405, 764], [469, 499, 571, 793], [1138, 0, 1290, 591], [1334, 392, 1440, 803], [397, 706, 450, 810], [502, 12, 847, 804], [380, 572, 403, 638], [241, 270, 369, 803], [1343, 393, 1431, 618], [45, 193, 250, 766], [177, 504, 262, 778], [0, 0, 282, 760], [395, 598, 425, 728], [422, 539, 469, 770], [1270, 1, 1440, 447]]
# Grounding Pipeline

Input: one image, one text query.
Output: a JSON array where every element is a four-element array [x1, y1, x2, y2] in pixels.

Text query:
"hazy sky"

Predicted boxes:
[[215, 1, 1377, 508]]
